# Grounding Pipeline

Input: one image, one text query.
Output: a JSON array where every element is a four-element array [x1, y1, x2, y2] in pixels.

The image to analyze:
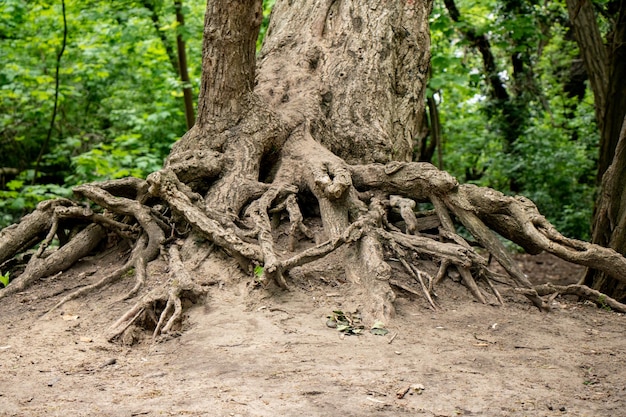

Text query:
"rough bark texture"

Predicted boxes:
[[584, 116, 626, 300], [566, 0, 626, 181], [175, 0, 195, 129], [565, 0, 608, 137], [598, 0, 626, 180], [256, 0, 430, 163], [567, 0, 626, 298], [2, 0, 626, 340]]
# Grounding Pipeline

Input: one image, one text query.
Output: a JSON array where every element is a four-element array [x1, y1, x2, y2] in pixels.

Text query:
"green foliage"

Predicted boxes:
[[597, 294, 612, 311], [257, 0, 276, 50], [0, 271, 9, 288], [0, 174, 72, 228], [0, 0, 207, 225], [254, 265, 264, 277], [429, 0, 599, 240]]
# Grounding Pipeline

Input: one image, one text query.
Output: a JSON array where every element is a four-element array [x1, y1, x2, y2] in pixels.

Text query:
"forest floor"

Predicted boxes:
[[1, 248, 625, 417]]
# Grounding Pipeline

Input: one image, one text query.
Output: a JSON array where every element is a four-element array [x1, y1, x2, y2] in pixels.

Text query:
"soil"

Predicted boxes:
[[1, 250, 625, 417]]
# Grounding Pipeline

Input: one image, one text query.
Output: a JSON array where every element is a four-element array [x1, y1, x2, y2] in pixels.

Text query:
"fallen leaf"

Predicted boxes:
[[411, 383, 425, 394]]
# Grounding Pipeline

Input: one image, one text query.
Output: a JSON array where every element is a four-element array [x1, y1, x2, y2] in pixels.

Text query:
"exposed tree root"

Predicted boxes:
[[2, 141, 626, 340], [107, 243, 207, 342], [45, 234, 152, 316], [516, 283, 626, 313], [0, 223, 106, 300], [0, 199, 74, 265]]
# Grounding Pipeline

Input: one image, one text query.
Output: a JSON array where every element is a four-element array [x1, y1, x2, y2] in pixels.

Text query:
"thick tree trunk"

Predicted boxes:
[[256, 0, 430, 163]]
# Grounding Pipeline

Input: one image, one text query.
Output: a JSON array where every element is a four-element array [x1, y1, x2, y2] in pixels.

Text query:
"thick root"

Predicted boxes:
[[0, 223, 106, 300], [3, 140, 626, 340]]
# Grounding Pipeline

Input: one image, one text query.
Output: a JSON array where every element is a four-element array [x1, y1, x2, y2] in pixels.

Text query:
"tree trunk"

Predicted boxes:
[[142, 0, 197, 130], [256, 0, 430, 164], [168, 0, 432, 323], [566, 0, 626, 182], [174, 0, 195, 130], [597, 0, 626, 180], [584, 116, 626, 300], [3, 0, 626, 340], [567, 0, 626, 297], [565, 0, 608, 135]]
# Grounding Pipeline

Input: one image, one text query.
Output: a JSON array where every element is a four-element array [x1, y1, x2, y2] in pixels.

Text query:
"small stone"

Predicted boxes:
[[100, 358, 117, 368]]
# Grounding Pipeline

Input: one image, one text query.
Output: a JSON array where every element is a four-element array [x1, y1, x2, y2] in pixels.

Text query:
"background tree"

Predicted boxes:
[[428, 0, 598, 239], [565, 0, 626, 299], [141, 0, 196, 129]]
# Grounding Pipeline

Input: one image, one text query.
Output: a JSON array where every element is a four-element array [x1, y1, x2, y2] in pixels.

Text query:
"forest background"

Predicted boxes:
[[0, 0, 607, 242]]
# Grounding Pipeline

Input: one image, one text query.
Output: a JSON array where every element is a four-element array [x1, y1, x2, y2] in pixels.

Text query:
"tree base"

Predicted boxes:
[[2, 157, 626, 342]]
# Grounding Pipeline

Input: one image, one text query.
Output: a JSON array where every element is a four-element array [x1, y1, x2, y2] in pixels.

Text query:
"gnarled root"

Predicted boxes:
[[107, 243, 207, 342], [516, 283, 626, 313], [0, 223, 106, 300], [3, 131, 626, 340]]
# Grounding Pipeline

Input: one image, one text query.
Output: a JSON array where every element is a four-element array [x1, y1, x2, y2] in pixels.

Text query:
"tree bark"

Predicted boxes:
[[568, 0, 626, 298], [584, 115, 626, 300], [565, 0, 608, 146], [174, 0, 196, 130], [598, 0, 626, 181], [256, 0, 430, 164], [196, 0, 263, 127]]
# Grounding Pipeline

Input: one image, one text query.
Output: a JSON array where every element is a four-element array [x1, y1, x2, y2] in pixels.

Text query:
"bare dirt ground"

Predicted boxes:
[[1, 249, 625, 417]]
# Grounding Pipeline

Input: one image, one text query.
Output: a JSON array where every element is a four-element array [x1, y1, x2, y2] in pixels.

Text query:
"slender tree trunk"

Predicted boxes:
[[143, 0, 197, 130], [568, 0, 626, 297], [565, 0, 608, 145], [597, 0, 626, 181], [566, 0, 626, 181], [142, 0, 180, 76], [175, 0, 195, 130], [584, 116, 626, 300]]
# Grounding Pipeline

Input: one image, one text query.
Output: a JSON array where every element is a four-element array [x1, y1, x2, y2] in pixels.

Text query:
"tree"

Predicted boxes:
[[2, 0, 626, 341], [428, 0, 599, 240], [141, 0, 196, 129], [565, 0, 626, 299]]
